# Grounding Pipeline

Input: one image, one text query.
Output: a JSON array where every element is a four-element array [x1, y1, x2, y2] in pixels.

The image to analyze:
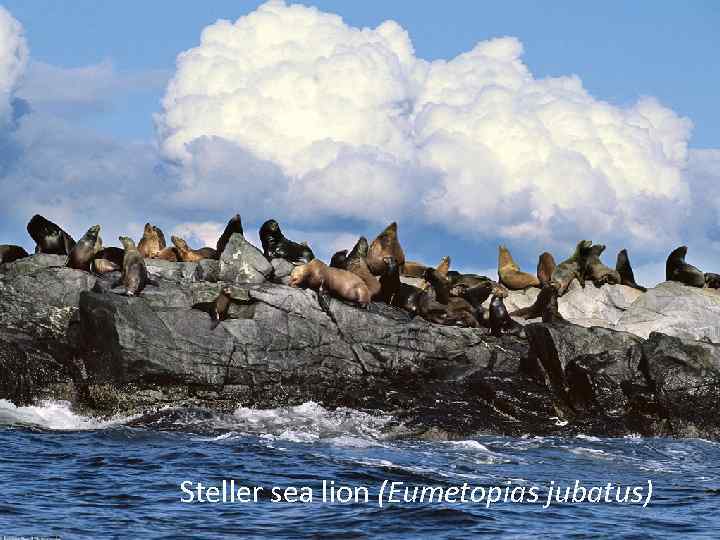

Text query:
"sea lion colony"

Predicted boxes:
[[1, 213, 718, 333]]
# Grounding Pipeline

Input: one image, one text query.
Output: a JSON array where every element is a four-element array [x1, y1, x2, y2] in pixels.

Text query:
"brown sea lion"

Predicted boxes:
[[137, 223, 164, 259], [705, 273, 720, 289], [192, 287, 232, 330], [585, 244, 621, 287], [90, 258, 120, 274], [615, 249, 646, 292], [552, 240, 593, 296], [155, 246, 179, 262], [401, 260, 427, 278], [436, 256, 450, 277], [330, 250, 348, 269], [27, 214, 75, 255], [423, 268, 479, 327], [116, 236, 158, 296], [666, 246, 705, 288], [289, 259, 370, 305], [171, 235, 215, 262], [216, 214, 244, 257], [345, 237, 381, 298], [259, 219, 314, 263], [0, 245, 29, 264], [67, 224, 101, 271], [537, 252, 556, 286], [367, 222, 405, 276], [498, 245, 540, 290]]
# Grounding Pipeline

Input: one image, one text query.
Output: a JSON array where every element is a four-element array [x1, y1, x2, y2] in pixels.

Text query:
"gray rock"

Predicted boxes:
[[616, 281, 720, 342], [219, 233, 272, 284], [559, 280, 642, 327], [270, 258, 295, 285], [194, 259, 220, 283], [144, 259, 198, 282]]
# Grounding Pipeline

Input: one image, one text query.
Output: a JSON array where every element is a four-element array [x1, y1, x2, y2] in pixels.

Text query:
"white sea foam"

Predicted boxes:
[[0, 399, 132, 431]]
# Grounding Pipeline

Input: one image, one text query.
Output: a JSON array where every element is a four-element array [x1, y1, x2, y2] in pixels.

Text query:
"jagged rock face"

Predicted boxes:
[[218, 233, 273, 284], [270, 258, 295, 285], [616, 281, 720, 342], [1, 254, 720, 439]]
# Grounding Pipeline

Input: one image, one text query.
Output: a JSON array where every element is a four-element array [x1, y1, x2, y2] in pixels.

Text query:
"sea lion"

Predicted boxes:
[[537, 252, 556, 286], [116, 236, 158, 296], [585, 244, 621, 287], [379, 256, 401, 305], [289, 259, 370, 305], [90, 258, 119, 274], [138, 223, 165, 259], [330, 250, 348, 269], [0, 245, 29, 264], [216, 214, 244, 257], [498, 245, 540, 290], [171, 235, 215, 262], [705, 273, 720, 289], [345, 237, 381, 298], [510, 281, 565, 323], [67, 224, 101, 271], [615, 249, 647, 292], [367, 222, 405, 276], [94, 247, 125, 267], [259, 219, 315, 263], [192, 287, 232, 330], [401, 261, 427, 278], [155, 246, 180, 262], [552, 240, 593, 296], [665, 246, 705, 288], [26, 214, 75, 255], [436, 256, 450, 277], [488, 286, 523, 337], [423, 268, 479, 327], [447, 273, 493, 289]]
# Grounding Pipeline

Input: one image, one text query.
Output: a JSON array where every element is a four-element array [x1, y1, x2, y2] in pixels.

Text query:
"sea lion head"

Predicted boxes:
[[171, 235, 189, 251], [288, 264, 307, 288], [349, 236, 369, 259], [119, 236, 136, 250], [330, 249, 348, 269], [143, 223, 154, 235], [491, 284, 509, 299], [589, 244, 606, 257], [260, 219, 281, 237]]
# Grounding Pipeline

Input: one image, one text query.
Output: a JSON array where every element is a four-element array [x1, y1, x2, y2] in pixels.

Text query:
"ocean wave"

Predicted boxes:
[[0, 399, 134, 431]]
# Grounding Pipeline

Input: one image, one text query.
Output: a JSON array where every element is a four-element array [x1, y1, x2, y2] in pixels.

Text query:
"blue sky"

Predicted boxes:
[[6, 1, 718, 145], [0, 1, 718, 284]]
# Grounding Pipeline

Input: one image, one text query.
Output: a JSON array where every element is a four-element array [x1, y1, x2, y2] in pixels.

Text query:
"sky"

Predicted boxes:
[[0, 1, 718, 284]]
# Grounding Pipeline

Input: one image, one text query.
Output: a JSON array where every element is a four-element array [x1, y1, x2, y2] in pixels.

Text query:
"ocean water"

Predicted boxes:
[[0, 400, 718, 539]]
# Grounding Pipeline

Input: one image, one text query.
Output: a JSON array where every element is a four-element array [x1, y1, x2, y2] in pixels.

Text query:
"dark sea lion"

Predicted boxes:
[[510, 281, 565, 323], [552, 240, 593, 296], [705, 273, 720, 289], [193, 287, 232, 330], [345, 237, 381, 298], [0, 245, 29, 264], [67, 224, 101, 271], [585, 244, 621, 287], [90, 258, 120, 274], [379, 256, 401, 305], [615, 249, 647, 292], [330, 250, 348, 269], [94, 247, 125, 267], [537, 252, 556, 286], [423, 268, 479, 327], [116, 236, 158, 296], [216, 214, 244, 257], [488, 286, 523, 337], [436, 256, 450, 277], [666, 246, 705, 288], [138, 223, 164, 259], [401, 261, 427, 278], [289, 259, 370, 305], [171, 235, 215, 262], [498, 245, 540, 290], [367, 222, 405, 276], [447, 272, 493, 289], [27, 214, 75, 255], [259, 219, 314, 263]]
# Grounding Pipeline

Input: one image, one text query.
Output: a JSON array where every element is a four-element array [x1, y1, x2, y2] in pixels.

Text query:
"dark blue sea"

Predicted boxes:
[[0, 400, 718, 539]]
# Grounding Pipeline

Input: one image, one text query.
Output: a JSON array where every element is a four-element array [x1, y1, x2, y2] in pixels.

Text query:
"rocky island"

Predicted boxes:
[[2, 228, 719, 441]]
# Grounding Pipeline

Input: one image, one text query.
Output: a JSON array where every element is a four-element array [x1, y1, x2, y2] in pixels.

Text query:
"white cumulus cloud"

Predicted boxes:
[[157, 0, 696, 255]]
